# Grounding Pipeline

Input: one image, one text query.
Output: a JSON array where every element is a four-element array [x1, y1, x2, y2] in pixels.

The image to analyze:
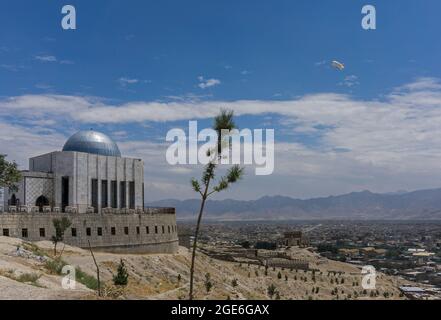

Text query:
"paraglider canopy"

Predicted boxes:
[[331, 60, 345, 70]]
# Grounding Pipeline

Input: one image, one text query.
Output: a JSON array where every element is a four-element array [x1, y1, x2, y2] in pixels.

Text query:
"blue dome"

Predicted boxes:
[[62, 130, 121, 157]]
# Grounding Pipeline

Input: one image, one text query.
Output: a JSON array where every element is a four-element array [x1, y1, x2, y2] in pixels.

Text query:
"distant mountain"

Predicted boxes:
[[146, 188, 441, 220]]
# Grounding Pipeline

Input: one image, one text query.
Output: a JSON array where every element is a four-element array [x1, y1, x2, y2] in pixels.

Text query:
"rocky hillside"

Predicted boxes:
[[0, 236, 413, 300]]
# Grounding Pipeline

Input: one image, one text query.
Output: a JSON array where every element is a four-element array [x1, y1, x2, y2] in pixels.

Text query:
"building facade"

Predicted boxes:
[[4, 130, 144, 214], [280, 231, 308, 247], [0, 130, 178, 253]]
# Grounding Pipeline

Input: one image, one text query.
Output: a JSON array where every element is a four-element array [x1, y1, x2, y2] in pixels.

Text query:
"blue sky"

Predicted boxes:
[[1, 0, 441, 200], [2, 0, 440, 101]]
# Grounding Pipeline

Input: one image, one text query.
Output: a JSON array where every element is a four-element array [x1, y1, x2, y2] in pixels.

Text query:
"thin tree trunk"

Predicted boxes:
[[58, 243, 66, 259], [88, 240, 101, 297], [189, 181, 210, 300]]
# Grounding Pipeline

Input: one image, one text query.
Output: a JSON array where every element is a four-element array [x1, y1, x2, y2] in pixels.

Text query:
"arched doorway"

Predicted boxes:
[[36, 195, 49, 212]]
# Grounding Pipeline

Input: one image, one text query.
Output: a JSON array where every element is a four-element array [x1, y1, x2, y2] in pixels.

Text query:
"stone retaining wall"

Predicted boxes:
[[0, 211, 178, 254]]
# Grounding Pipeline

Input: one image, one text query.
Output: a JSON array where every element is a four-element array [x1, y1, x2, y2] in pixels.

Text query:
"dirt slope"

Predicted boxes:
[[0, 236, 413, 300]]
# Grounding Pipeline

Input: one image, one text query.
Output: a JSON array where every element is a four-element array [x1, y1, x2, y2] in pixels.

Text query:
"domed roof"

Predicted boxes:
[[62, 130, 121, 157]]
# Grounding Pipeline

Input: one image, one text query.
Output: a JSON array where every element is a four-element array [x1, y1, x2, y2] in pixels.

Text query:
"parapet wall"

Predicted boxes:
[[0, 209, 178, 254]]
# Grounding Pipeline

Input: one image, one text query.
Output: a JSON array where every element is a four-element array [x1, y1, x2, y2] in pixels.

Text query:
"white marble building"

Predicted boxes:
[[3, 130, 145, 214]]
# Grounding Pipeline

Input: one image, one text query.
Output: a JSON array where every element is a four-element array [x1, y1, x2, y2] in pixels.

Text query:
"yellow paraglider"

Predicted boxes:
[[331, 60, 345, 71]]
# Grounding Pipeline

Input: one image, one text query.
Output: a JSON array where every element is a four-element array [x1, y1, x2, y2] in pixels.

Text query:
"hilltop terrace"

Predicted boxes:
[[0, 205, 175, 215]]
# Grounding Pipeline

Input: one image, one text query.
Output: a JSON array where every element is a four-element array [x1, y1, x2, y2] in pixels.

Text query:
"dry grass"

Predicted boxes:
[[0, 269, 44, 288]]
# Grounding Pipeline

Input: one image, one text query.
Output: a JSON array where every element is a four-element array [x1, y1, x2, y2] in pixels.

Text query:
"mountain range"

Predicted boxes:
[[146, 188, 441, 220]]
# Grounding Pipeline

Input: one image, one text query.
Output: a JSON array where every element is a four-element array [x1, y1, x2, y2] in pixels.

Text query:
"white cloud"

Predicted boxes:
[[315, 60, 327, 66], [0, 64, 25, 72], [34, 55, 57, 62], [118, 77, 139, 87], [3, 77, 441, 199], [34, 55, 74, 65], [197, 76, 221, 89], [394, 77, 441, 92], [112, 130, 128, 137], [34, 83, 53, 90], [339, 75, 359, 88], [0, 122, 66, 168], [60, 60, 74, 65], [27, 119, 56, 126]]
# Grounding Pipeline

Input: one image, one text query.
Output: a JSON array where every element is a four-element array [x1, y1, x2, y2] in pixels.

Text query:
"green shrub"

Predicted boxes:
[[44, 258, 98, 290], [267, 284, 277, 299], [113, 259, 129, 286], [17, 273, 41, 284], [76, 267, 99, 290], [204, 273, 213, 293], [44, 258, 67, 274]]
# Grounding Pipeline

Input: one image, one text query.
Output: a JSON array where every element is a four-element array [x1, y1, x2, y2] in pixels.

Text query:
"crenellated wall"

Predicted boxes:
[[0, 210, 179, 254]]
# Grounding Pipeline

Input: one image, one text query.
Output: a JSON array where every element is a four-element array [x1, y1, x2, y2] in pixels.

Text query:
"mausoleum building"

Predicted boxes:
[[0, 130, 178, 253]]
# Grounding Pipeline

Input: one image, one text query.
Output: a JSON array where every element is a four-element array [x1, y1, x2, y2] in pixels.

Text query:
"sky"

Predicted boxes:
[[1, 0, 441, 201]]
